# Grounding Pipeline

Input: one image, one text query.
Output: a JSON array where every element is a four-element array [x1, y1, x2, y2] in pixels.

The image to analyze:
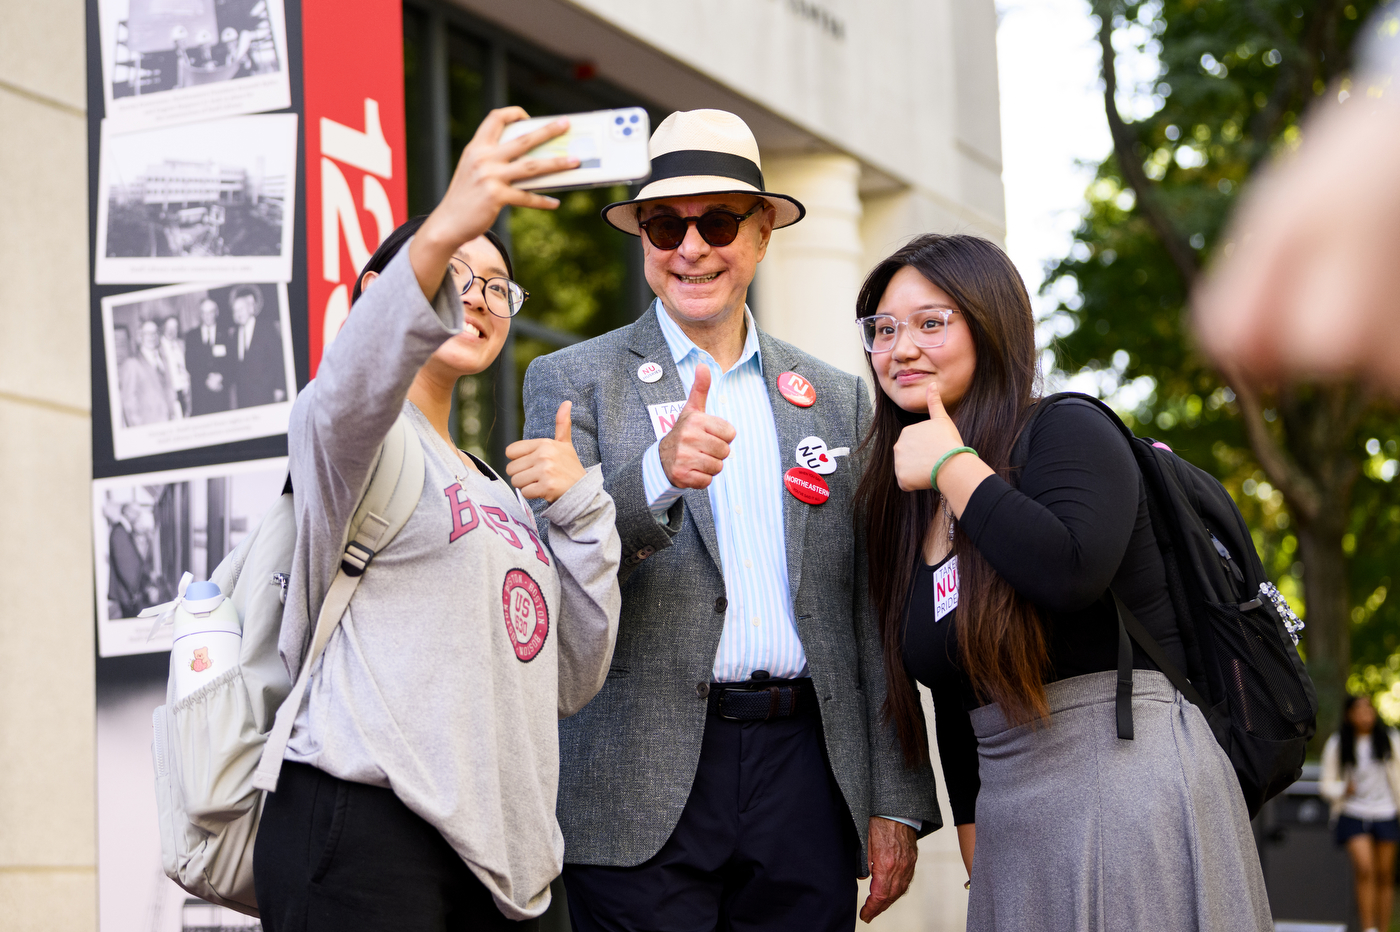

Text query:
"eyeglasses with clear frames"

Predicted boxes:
[[855, 308, 958, 353], [447, 258, 529, 318]]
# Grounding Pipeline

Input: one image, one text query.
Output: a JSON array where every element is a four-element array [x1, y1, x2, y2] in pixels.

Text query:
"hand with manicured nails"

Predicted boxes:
[[506, 401, 587, 503], [659, 366, 736, 489], [893, 379, 969, 492], [410, 106, 580, 301]]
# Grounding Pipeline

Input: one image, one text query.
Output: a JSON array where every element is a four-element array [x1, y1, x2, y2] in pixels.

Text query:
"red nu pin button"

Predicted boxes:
[[777, 371, 816, 407], [784, 467, 830, 505]]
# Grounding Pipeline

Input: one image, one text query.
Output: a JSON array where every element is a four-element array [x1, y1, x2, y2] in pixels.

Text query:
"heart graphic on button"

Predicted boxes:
[[794, 436, 849, 475]]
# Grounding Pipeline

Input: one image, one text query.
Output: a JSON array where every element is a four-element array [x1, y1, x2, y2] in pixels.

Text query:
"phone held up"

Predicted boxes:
[[502, 107, 652, 192]]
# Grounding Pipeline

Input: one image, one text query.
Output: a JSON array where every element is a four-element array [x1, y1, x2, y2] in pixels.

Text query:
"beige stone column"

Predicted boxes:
[[0, 3, 98, 930], [754, 153, 869, 379]]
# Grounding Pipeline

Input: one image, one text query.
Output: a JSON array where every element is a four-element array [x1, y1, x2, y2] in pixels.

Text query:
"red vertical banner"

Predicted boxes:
[[301, 0, 407, 376]]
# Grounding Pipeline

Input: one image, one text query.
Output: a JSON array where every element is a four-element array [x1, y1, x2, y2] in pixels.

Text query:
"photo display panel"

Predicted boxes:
[[84, 1, 407, 928]]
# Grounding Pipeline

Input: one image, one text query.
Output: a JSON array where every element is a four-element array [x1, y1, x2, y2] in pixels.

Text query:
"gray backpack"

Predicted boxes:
[[147, 415, 424, 916]]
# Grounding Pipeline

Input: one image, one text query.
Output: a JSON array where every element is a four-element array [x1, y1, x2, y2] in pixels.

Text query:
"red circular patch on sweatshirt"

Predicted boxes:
[[502, 569, 549, 662], [783, 467, 830, 505]]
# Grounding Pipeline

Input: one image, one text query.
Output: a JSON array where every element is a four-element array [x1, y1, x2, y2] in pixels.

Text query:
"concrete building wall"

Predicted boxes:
[[0, 1, 99, 929]]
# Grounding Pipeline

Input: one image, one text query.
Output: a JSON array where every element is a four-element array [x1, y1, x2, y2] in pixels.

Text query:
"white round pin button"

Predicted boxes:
[[637, 361, 663, 383], [795, 436, 850, 476]]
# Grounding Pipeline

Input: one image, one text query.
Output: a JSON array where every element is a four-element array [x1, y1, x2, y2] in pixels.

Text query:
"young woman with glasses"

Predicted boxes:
[[852, 233, 1271, 931], [253, 108, 622, 931]]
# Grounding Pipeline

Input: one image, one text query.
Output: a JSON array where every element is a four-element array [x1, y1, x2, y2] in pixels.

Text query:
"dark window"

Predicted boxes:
[[404, 1, 660, 470]]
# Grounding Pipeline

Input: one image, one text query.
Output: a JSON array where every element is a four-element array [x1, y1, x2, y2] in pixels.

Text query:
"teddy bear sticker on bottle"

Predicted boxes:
[[169, 580, 241, 701]]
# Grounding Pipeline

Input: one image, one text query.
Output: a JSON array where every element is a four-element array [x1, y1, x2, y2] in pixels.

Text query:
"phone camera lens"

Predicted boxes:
[[615, 116, 624, 125], [623, 127, 632, 135], [629, 114, 639, 123]]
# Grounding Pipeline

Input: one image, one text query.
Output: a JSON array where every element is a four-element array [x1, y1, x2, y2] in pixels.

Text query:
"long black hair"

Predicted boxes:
[[350, 215, 514, 305], [1340, 694, 1393, 767], [853, 234, 1040, 766]]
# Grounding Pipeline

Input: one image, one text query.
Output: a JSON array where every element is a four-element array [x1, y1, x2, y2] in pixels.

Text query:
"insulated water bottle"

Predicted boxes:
[[170, 581, 241, 702]]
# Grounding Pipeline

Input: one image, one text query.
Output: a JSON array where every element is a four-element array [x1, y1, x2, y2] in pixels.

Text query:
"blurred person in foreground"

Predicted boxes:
[[1194, 3, 1400, 389], [1321, 695, 1400, 932], [521, 109, 939, 931]]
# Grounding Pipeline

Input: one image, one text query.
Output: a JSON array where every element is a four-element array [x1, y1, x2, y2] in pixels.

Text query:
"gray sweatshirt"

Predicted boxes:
[[277, 244, 621, 920]]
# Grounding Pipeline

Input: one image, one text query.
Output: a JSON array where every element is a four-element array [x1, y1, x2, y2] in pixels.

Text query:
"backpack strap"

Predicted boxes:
[[252, 414, 426, 792], [1110, 590, 1212, 741], [1012, 394, 1179, 740]]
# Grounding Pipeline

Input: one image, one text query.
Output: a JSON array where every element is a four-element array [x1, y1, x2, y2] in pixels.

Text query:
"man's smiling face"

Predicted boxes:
[[639, 194, 774, 329]]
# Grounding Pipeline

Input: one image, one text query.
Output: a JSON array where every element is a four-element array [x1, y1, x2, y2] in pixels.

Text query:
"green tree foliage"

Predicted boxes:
[[1043, 0, 1399, 735]]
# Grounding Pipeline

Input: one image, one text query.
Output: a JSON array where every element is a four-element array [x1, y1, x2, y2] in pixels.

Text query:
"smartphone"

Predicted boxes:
[[500, 107, 651, 192]]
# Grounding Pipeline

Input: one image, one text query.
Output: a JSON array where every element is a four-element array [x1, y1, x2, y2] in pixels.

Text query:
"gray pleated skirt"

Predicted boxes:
[[965, 670, 1272, 932]]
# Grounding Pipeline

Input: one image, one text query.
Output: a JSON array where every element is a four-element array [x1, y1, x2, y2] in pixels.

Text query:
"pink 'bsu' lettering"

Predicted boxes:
[[444, 483, 479, 542]]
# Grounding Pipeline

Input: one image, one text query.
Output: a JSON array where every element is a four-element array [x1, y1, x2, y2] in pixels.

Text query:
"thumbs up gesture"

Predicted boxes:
[[893, 379, 981, 495], [659, 365, 737, 489], [506, 400, 588, 502]]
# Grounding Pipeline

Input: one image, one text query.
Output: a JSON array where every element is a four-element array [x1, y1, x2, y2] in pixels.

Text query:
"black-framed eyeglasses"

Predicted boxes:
[[447, 258, 528, 318], [855, 309, 958, 353], [637, 204, 763, 250]]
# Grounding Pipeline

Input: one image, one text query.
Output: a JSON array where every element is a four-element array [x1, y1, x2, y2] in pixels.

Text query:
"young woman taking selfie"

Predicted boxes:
[[252, 108, 622, 931], [853, 233, 1271, 931]]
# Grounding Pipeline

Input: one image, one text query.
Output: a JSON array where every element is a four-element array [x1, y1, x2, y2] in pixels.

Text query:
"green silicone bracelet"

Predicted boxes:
[[931, 446, 977, 492]]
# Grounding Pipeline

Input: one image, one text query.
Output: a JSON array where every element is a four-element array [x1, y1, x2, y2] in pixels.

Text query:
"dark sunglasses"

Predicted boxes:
[[637, 204, 763, 250]]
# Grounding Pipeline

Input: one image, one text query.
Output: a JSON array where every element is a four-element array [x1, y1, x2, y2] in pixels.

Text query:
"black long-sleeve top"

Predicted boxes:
[[902, 399, 1186, 825]]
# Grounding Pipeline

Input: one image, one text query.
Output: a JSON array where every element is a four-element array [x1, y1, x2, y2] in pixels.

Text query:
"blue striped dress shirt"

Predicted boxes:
[[640, 301, 808, 684]]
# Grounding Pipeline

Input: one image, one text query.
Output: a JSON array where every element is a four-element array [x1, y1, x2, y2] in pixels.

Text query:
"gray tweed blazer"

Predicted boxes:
[[523, 306, 941, 872]]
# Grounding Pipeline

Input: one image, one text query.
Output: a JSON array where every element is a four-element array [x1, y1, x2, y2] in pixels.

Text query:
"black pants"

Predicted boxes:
[[563, 700, 859, 932], [254, 761, 538, 932]]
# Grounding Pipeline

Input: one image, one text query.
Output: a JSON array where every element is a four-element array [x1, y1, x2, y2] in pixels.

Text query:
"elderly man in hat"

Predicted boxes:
[[521, 110, 939, 930]]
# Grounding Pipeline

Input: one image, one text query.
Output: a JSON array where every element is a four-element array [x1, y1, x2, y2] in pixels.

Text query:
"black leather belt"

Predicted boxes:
[[708, 678, 816, 721]]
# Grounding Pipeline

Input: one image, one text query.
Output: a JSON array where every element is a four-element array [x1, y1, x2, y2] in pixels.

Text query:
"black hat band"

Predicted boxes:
[[649, 149, 765, 191]]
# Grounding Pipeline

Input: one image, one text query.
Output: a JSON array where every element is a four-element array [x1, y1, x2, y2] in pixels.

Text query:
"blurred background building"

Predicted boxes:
[[0, 0, 1002, 929]]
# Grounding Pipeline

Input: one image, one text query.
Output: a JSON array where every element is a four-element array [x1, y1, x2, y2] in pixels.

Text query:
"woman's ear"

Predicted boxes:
[[359, 270, 379, 293]]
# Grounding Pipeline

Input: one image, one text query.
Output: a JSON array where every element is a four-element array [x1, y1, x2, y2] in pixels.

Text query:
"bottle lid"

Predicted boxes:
[[183, 580, 225, 614]]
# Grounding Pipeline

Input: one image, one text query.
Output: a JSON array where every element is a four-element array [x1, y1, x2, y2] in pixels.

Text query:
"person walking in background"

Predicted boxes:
[[523, 109, 938, 932], [1321, 695, 1400, 932], [184, 298, 232, 415], [160, 316, 191, 416], [854, 233, 1272, 931], [228, 284, 287, 408], [119, 318, 180, 426]]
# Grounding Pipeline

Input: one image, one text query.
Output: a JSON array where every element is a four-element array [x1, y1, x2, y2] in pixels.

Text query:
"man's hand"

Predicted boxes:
[[658, 365, 736, 489], [506, 400, 587, 503], [205, 372, 223, 392], [861, 817, 917, 923]]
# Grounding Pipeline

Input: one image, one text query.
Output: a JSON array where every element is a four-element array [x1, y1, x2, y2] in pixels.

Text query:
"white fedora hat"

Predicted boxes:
[[601, 109, 805, 235]]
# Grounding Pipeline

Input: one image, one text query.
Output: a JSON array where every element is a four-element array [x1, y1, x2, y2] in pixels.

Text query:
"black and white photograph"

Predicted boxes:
[[94, 113, 298, 284], [97, 0, 291, 133], [101, 281, 296, 459], [99, 663, 264, 932], [92, 457, 286, 657]]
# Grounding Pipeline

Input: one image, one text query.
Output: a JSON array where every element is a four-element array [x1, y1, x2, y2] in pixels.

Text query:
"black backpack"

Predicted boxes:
[[1011, 392, 1317, 818]]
